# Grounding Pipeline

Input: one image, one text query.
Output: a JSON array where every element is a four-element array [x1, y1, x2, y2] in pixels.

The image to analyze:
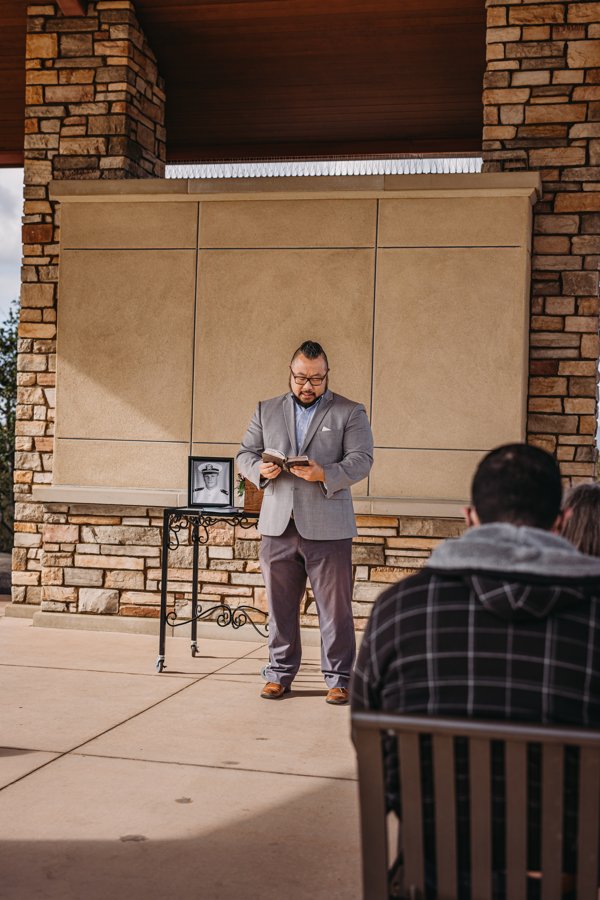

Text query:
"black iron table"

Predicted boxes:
[[156, 507, 266, 672]]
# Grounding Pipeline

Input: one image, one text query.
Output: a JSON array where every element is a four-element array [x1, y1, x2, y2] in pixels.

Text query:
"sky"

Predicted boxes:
[[0, 168, 23, 323]]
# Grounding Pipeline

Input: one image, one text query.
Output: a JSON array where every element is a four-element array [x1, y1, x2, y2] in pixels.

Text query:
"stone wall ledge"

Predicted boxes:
[[354, 498, 465, 518], [49, 172, 542, 203], [33, 484, 187, 507], [33, 485, 466, 518]]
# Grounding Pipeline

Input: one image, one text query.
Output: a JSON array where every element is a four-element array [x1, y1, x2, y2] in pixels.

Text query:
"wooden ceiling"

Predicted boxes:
[[0, 0, 485, 165], [0, 0, 27, 165]]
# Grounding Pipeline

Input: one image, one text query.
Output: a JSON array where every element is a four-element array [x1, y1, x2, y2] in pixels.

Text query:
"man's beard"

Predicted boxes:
[[289, 377, 327, 408]]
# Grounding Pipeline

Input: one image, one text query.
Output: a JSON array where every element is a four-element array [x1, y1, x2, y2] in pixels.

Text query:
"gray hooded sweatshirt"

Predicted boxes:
[[427, 522, 600, 620]]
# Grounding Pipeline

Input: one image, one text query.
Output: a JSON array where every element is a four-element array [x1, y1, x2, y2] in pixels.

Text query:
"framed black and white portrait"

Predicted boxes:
[[188, 456, 233, 508]]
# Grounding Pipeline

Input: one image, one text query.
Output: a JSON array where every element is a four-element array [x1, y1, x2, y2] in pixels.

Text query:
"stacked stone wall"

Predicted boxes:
[[13, 1, 165, 607], [11, 504, 463, 622], [482, 0, 600, 479], [24, 0, 165, 181]]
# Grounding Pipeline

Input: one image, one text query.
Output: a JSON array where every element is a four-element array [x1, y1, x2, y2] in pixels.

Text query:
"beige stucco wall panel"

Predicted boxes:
[[54, 439, 188, 490], [193, 248, 375, 444], [50, 177, 535, 503], [379, 196, 532, 249], [200, 199, 377, 248], [60, 202, 198, 249], [370, 448, 486, 502], [56, 250, 196, 441], [372, 247, 529, 450]]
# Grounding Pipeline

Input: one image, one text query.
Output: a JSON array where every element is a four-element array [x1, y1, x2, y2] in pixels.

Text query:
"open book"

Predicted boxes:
[[262, 449, 310, 471]]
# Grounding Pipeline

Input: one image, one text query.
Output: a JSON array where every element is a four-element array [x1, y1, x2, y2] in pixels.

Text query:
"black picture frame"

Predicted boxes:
[[188, 456, 234, 509]]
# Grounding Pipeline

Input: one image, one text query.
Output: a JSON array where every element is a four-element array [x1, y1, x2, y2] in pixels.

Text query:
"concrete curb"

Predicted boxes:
[[31, 610, 270, 642], [15, 608, 324, 646], [3, 602, 35, 619], [3, 606, 366, 649]]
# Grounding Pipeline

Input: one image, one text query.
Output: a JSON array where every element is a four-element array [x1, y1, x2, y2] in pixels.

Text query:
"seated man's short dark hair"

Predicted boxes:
[[472, 443, 562, 529], [291, 340, 328, 368]]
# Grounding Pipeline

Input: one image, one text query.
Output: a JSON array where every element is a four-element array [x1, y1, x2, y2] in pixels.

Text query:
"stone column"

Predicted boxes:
[[482, 0, 599, 479], [12, 1, 165, 606]]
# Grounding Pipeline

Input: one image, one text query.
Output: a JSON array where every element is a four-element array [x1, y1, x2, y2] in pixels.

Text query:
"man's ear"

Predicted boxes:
[[552, 508, 572, 534], [462, 505, 480, 528]]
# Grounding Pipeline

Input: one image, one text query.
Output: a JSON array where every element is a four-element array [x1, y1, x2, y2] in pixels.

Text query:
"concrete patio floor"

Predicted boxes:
[[0, 606, 361, 900]]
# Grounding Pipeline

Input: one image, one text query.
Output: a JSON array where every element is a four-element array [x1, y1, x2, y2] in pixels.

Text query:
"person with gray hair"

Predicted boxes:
[[560, 482, 600, 557]]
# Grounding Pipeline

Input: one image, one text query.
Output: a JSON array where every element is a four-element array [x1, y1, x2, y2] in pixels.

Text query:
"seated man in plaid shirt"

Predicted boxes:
[[351, 443, 600, 894]]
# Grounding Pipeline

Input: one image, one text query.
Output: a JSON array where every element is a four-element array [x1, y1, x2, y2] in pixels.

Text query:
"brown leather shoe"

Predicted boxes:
[[326, 687, 349, 705], [260, 682, 290, 700]]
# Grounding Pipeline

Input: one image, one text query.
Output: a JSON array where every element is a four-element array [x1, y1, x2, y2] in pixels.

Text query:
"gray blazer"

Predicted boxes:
[[236, 390, 374, 540]]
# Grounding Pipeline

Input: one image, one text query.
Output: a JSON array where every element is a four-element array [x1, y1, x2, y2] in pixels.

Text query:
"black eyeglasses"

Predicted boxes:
[[289, 368, 329, 386]]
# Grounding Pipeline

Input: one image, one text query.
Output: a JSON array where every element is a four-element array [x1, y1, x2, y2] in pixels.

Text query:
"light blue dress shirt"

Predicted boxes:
[[293, 393, 323, 452]]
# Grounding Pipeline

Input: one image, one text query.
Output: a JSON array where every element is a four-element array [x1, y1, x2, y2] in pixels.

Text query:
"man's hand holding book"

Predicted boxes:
[[260, 449, 324, 483]]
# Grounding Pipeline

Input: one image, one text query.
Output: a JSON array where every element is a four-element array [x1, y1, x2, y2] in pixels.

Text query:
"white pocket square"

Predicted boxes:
[[322, 425, 331, 431]]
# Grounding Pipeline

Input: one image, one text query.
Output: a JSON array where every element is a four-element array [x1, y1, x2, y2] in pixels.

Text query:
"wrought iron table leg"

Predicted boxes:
[[190, 523, 199, 657], [156, 507, 170, 673]]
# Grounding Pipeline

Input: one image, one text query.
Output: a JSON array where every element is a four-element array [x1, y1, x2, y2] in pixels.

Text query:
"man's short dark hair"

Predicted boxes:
[[291, 340, 328, 369], [472, 443, 562, 530]]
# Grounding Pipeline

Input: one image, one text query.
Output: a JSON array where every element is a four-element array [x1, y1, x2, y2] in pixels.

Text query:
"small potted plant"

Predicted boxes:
[[236, 473, 263, 514]]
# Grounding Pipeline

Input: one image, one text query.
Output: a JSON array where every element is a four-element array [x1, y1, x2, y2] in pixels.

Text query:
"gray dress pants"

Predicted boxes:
[[259, 518, 355, 689]]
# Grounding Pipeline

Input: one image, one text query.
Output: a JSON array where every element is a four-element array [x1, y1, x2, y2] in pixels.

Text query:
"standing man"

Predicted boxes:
[[237, 340, 373, 704]]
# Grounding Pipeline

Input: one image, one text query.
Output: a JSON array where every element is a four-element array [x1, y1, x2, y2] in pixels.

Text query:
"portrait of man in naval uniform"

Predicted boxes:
[[189, 458, 233, 508]]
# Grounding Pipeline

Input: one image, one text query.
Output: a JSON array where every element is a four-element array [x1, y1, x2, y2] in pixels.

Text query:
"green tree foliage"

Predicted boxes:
[[0, 301, 18, 552]]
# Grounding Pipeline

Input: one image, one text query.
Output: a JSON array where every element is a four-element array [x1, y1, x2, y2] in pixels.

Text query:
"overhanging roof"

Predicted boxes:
[[0, 0, 485, 166]]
